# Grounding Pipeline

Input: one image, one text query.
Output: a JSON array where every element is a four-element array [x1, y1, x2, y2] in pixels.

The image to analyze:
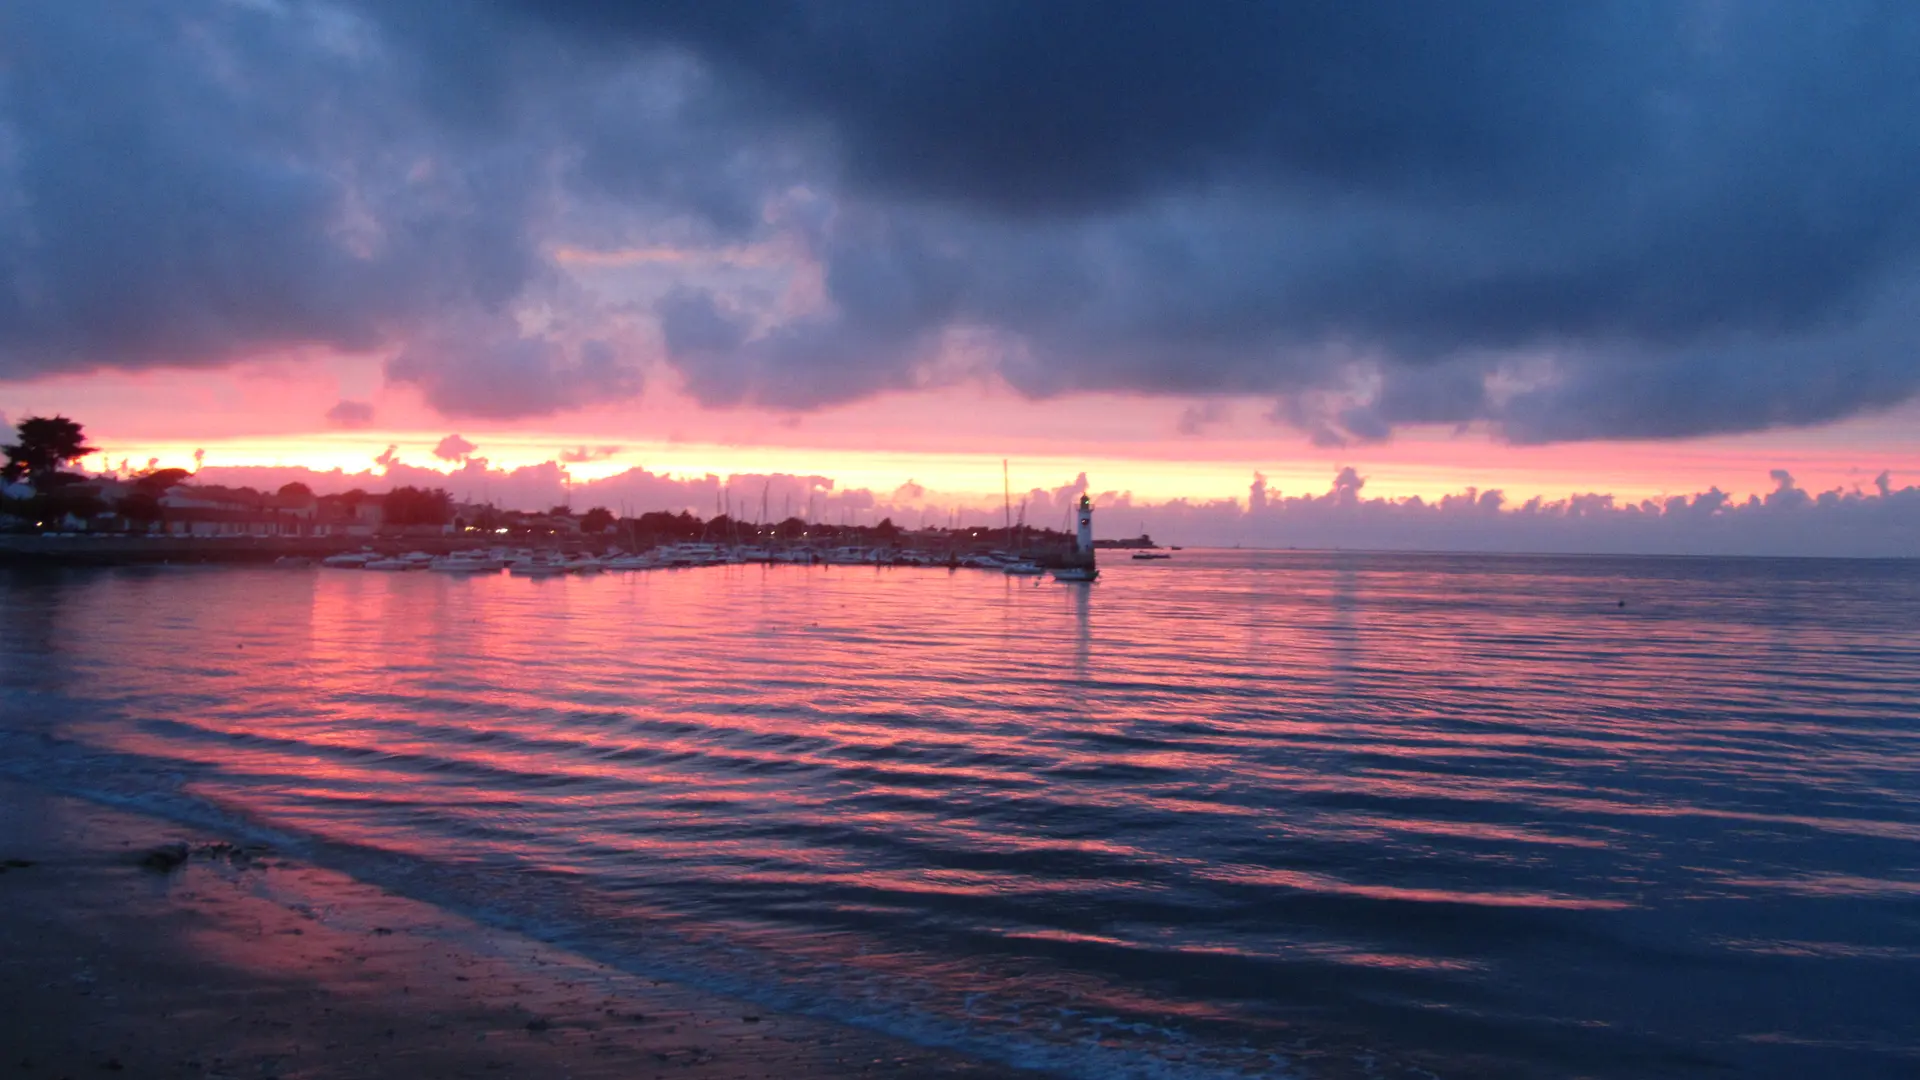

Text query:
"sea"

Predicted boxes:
[[2, 550, 1917, 1079]]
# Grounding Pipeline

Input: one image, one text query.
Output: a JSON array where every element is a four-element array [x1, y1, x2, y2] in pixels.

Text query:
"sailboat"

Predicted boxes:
[[1003, 492, 1045, 575], [1001, 461, 1046, 575]]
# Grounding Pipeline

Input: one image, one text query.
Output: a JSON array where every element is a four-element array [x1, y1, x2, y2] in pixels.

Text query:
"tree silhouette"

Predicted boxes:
[[383, 486, 453, 526], [630, 510, 700, 542], [115, 467, 195, 525], [140, 468, 192, 492], [580, 507, 615, 534], [3, 416, 97, 490]]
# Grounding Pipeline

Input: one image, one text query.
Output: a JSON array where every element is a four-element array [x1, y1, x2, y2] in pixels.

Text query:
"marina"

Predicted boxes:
[[1, 486, 1114, 580], [287, 490, 1111, 581]]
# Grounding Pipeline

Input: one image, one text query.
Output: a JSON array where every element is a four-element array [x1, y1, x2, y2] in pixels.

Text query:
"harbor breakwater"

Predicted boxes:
[[0, 535, 499, 567]]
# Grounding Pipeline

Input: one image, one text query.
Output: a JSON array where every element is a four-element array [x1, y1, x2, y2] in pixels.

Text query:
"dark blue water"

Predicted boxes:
[[2, 551, 1917, 1078]]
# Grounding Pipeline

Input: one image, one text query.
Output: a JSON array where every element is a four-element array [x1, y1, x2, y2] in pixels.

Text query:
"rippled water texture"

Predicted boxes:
[[3, 552, 1918, 1078]]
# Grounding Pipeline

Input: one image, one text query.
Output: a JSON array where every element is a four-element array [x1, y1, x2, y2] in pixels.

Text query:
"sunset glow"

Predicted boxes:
[[6, 7, 1920, 1078], [2, 0, 1917, 553], [67, 398, 1920, 510]]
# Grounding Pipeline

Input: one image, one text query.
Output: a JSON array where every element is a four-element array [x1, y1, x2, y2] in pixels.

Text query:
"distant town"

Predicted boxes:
[[1, 416, 1149, 566]]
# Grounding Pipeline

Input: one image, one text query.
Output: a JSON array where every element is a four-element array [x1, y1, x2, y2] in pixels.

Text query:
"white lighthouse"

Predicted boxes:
[[1055, 492, 1099, 581]]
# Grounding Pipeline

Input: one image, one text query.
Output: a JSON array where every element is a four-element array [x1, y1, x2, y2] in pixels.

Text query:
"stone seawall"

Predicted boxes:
[[0, 535, 505, 566]]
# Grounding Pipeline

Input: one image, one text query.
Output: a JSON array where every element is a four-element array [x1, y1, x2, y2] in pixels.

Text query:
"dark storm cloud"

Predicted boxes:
[[655, 288, 750, 360], [506, 1, 1651, 212], [528, 0, 1920, 437], [6, 1, 1920, 438], [0, 1, 552, 378], [386, 323, 642, 419]]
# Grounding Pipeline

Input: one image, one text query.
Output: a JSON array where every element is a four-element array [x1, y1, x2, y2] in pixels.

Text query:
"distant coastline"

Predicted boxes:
[[0, 522, 1093, 568], [0, 534, 480, 567]]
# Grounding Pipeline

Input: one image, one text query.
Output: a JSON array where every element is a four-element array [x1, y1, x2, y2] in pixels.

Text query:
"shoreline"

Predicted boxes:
[[0, 536, 1070, 569], [0, 535, 477, 567], [0, 780, 1037, 1079]]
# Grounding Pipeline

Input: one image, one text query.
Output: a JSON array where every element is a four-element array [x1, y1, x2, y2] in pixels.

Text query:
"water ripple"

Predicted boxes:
[[3, 551, 1918, 1079]]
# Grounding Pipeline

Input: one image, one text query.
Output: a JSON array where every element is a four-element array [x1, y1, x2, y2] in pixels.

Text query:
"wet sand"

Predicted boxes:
[[0, 781, 1037, 1079]]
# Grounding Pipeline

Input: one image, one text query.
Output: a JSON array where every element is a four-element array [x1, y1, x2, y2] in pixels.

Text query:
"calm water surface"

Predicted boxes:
[[2, 551, 1917, 1078]]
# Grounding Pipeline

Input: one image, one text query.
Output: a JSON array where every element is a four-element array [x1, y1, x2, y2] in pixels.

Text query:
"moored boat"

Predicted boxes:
[[823, 545, 876, 565], [321, 551, 377, 568], [430, 551, 506, 573], [508, 552, 571, 577]]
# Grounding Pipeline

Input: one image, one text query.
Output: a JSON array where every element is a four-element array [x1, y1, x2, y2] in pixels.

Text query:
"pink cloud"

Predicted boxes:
[[433, 434, 478, 461]]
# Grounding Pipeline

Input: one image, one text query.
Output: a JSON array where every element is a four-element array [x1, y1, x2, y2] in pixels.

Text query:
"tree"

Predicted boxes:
[[631, 510, 700, 542], [3, 416, 97, 491], [140, 468, 192, 493], [116, 491, 162, 526], [277, 481, 314, 499], [580, 507, 615, 534], [383, 486, 454, 527], [41, 487, 104, 526], [113, 468, 193, 529]]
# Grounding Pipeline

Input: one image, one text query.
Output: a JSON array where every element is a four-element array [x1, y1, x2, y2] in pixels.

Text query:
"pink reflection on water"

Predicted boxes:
[[1196, 864, 1637, 910], [14, 551, 1919, 1069]]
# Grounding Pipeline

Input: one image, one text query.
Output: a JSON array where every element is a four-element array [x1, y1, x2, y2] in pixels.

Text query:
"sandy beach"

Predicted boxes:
[[0, 781, 1036, 1080]]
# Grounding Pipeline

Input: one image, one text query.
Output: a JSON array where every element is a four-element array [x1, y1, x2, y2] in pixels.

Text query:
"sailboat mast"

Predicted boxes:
[[1003, 459, 1012, 551]]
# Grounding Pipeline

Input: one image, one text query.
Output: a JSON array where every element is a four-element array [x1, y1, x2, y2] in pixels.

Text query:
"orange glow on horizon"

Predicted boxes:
[[74, 426, 1920, 511], [15, 365, 1915, 509]]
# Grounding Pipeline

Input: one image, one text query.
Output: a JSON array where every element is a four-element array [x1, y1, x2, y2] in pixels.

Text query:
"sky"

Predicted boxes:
[[3, 1, 1919, 553]]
